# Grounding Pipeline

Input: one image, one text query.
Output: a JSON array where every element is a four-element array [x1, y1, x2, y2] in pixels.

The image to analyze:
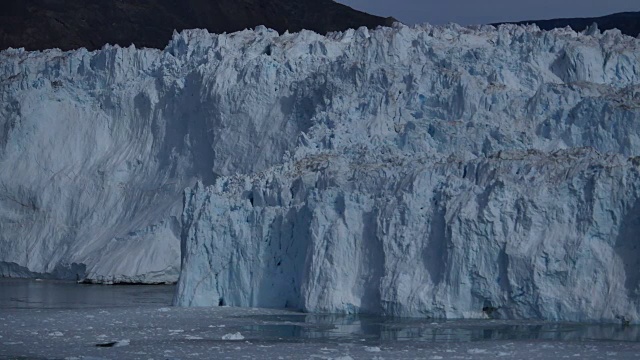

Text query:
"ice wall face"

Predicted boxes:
[[173, 24, 640, 322], [177, 150, 640, 322], [0, 28, 327, 282]]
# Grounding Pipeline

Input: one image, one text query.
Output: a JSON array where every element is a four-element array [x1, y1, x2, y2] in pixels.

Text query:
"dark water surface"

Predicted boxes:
[[238, 315, 640, 343], [2, 279, 640, 359], [0, 278, 174, 309], [1, 278, 639, 344], [239, 314, 640, 343]]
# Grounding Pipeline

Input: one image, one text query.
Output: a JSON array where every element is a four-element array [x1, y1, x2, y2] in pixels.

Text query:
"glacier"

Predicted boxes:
[[1, 22, 640, 321], [0, 27, 319, 283], [173, 24, 640, 323]]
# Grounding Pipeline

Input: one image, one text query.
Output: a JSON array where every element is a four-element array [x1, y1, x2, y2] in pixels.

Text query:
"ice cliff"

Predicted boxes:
[[173, 24, 640, 323], [0, 27, 323, 283], [2, 22, 640, 321]]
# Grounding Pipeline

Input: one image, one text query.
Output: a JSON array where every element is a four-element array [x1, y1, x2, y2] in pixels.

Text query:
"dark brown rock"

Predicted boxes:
[[0, 0, 396, 51]]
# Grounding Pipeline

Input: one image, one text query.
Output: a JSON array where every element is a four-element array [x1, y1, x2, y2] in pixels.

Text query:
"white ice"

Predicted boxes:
[[172, 24, 640, 323]]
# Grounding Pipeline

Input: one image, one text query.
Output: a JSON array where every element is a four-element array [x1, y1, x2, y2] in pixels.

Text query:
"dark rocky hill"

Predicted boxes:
[[496, 11, 640, 37], [0, 0, 395, 51]]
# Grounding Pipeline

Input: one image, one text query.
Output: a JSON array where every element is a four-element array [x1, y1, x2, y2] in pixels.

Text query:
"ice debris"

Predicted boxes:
[[222, 332, 245, 341]]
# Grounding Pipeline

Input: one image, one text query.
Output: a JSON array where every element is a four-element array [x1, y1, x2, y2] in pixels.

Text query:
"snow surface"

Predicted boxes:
[[171, 24, 640, 322]]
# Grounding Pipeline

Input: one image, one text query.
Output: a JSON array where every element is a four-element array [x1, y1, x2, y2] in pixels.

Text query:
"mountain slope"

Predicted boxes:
[[0, 0, 395, 51], [496, 11, 640, 37]]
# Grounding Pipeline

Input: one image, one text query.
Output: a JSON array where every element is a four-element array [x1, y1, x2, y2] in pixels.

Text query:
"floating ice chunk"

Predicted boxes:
[[221, 332, 245, 340], [468, 348, 487, 354], [114, 339, 130, 347], [364, 346, 381, 352]]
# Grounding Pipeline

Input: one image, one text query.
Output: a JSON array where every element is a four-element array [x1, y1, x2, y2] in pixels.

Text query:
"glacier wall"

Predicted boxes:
[[178, 150, 640, 322], [173, 24, 640, 322], [0, 27, 325, 282]]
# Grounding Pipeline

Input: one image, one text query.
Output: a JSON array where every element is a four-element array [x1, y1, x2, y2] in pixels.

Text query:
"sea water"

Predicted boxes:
[[1, 279, 639, 359]]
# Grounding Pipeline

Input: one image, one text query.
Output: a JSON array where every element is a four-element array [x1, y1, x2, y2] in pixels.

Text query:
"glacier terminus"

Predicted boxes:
[[1, 22, 640, 322]]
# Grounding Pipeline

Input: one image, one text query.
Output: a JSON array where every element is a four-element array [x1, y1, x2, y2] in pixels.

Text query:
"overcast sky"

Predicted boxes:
[[337, 0, 640, 26]]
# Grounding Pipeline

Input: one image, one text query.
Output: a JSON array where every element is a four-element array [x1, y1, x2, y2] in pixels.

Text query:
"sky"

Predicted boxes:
[[336, 0, 640, 26]]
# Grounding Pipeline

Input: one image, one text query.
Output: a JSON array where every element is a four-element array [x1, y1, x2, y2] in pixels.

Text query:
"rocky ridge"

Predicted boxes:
[[0, 0, 395, 51]]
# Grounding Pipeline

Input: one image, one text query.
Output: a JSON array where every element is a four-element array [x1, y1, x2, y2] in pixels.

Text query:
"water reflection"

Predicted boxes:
[[0, 279, 174, 309], [241, 314, 640, 343]]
